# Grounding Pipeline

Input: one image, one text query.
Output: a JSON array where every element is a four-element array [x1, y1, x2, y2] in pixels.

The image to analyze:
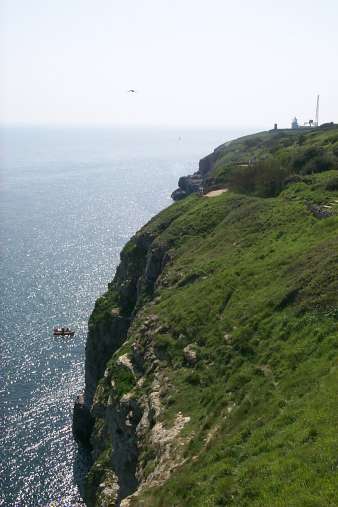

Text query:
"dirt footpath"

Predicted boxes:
[[204, 188, 228, 198]]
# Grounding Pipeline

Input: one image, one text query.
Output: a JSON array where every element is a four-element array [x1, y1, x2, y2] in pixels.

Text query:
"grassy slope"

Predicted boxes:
[[132, 172, 338, 506], [209, 125, 338, 197], [92, 127, 338, 506], [213, 126, 338, 175]]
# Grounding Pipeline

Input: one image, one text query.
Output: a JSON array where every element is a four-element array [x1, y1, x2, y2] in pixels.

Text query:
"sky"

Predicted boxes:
[[1, 0, 338, 129]]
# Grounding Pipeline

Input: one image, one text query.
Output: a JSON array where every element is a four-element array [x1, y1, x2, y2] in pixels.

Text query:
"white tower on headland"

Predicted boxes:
[[291, 117, 299, 129]]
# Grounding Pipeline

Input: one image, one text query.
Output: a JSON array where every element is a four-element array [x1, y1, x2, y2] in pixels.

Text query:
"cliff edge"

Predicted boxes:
[[74, 125, 338, 506]]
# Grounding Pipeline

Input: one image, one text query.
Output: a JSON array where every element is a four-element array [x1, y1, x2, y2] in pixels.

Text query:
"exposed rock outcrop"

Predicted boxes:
[[183, 343, 198, 366], [72, 394, 94, 447], [84, 313, 130, 407], [308, 203, 334, 219], [82, 300, 192, 506], [171, 143, 226, 200], [73, 227, 179, 505], [171, 173, 202, 200], [74, 143, 231, 500]]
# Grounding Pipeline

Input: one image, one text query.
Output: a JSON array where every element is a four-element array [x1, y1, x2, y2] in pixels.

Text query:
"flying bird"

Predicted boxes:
[[127, 89, 137, 93]]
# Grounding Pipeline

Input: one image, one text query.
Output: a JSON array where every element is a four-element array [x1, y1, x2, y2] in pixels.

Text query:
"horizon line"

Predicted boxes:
[[0, 121, 268, 131]]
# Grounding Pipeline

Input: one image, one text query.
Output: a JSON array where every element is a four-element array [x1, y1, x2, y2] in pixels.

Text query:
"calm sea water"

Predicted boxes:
[[0, 126, 248, 506]]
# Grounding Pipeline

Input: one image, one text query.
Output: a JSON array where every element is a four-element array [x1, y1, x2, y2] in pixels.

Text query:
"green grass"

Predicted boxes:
[[87, 127, 338, 506], [128, 169, 338, 506], [209, 125, 338, 197]]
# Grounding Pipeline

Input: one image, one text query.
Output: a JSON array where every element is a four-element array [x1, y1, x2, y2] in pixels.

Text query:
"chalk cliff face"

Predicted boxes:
[[74, 126, 338, 507], [73, 225, 176, 505]]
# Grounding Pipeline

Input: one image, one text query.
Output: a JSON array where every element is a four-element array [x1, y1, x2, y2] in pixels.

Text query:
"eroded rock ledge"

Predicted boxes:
[[171, 143, 227, 200], [73, 226, 177, 506]]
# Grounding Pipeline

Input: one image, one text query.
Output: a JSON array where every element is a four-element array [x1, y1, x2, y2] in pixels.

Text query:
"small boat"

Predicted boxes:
[[53, 327, 75, 337]]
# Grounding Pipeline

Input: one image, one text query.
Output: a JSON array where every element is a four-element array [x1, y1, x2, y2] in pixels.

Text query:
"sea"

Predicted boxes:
[[0, 125, 250, 506]]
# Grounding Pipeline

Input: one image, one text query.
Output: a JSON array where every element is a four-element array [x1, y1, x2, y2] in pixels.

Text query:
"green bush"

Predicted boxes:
[[292, 146, 323, 171], [154, 333, 177, 361], [301, 152, 334, 174], [325, 176, 338, 190], [109, 362, 135, 398], [186, 371, 201, 385], [228, 160, 289, 197]]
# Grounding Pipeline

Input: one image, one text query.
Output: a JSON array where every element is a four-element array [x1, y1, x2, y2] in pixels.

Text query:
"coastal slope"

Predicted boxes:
[[74, 125, 338, 506]]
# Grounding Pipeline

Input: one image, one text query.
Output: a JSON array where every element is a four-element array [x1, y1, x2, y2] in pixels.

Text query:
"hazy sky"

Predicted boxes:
[[1, 0, 338, 128]]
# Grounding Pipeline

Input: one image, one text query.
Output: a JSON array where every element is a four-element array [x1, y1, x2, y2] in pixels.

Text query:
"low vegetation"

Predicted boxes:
[[87, 126, 338, 506], [210, 125, 338, 198]]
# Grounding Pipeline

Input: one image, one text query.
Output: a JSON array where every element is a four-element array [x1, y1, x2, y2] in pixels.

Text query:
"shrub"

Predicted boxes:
[[292, 146, 335, 174], [325, 176, 338, 191], [283, 174, 304, 186], [292, 146, 322, 170], [228, 160, 289, 198], [110, 363, 135, 398], [154, 334, 177, 361], [255, 162, 288, 197], [186, 371, 201, 385], [301, 153, 334, 174]]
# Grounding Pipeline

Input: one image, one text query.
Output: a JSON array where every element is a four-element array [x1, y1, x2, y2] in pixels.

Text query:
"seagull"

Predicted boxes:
[[127, 89, 137, 93]]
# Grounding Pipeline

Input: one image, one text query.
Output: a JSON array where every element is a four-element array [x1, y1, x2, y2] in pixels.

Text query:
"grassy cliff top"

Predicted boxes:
[[134, 175, 338, 506], [88, 126, 338, 506], [205, 124, 338, 197]]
